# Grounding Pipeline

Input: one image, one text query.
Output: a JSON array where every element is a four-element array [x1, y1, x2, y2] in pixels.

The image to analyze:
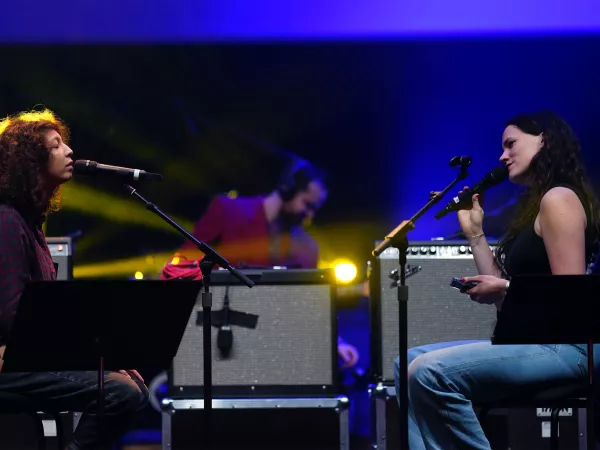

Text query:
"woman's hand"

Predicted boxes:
[[338, 339, 360, 370], [462, 275, 508, 305], [118, 370, 144, 382], [456, 187, 485, 238]]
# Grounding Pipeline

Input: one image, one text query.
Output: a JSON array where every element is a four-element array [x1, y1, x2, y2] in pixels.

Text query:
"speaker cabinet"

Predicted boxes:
[[371, 240, 498, 384], [47, 237, 73, 280], [163, 397, 349, 450], [169, 268, 339, 398]]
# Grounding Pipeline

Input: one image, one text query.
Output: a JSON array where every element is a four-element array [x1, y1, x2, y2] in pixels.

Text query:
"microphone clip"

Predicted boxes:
[[449, 155, 471, 180], [372, 156, 471, 257]]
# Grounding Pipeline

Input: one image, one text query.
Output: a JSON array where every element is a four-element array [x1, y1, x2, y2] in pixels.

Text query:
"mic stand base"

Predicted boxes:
[[97, 353, 105, 443], [586, 338, 595, 450], [200, 260, 214, 450], [394, 236, 409, 450]]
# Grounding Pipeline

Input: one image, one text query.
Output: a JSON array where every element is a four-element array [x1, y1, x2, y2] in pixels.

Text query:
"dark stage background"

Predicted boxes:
[[2, 38, 600, 279]]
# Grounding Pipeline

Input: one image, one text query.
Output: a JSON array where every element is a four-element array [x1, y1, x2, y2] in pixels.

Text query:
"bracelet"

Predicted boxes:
[[467, 232, 485, 239], [499, 279, 511, 301]]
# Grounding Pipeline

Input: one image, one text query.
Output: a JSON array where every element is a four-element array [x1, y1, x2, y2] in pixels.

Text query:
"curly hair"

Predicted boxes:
[[0, 109, 70, 223], [496, 110, 600, 265]]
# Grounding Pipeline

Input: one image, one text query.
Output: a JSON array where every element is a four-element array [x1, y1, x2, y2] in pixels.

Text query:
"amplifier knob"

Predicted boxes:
[[411, 247, 419, 254], [459, 246, 467, 254], [429, 246, 437, 254], [420, 246, 427, 254]]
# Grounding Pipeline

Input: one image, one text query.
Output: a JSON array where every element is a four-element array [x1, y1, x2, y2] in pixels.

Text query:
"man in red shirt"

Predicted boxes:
[[181, 159, 326, 268]]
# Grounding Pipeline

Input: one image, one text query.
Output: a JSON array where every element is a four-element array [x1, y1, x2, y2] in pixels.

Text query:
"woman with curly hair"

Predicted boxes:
[[0, 109, 148, 450], [394, 110, 600, 449]]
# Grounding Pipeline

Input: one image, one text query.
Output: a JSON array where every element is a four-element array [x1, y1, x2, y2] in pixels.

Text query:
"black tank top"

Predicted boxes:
[[502, 185, 597, 277]]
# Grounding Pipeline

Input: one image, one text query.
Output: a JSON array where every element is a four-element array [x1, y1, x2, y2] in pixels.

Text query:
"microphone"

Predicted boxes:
[[434, 165, 509, 220], [73, 160, 163, 182], [449, 155, 472, 169], [217, 326, 233, 357]]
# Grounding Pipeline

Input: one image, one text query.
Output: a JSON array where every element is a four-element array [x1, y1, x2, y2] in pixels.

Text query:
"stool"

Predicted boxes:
[[477, 385, 588, 450], [0, 391, 66, 450]]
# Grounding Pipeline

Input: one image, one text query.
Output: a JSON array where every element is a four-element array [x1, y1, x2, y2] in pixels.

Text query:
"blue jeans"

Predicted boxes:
[[0, 370, 149, 449], [394, 340, 589, 450]]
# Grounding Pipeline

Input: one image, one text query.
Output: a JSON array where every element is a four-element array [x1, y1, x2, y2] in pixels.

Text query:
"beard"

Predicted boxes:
[[279, 210, 307, 228]]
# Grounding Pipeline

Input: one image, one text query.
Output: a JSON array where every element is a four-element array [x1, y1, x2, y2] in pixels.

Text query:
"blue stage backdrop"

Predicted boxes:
[[0, 0, 599, 42]]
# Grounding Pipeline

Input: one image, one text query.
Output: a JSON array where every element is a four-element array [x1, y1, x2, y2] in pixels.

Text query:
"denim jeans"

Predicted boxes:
[[0, 370, 149, 449], [394, 340, 590, 450]]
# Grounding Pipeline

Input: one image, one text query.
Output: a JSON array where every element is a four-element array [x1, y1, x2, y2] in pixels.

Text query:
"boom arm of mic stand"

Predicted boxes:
[[370, 167, 468, 450], [372, 168, 468, 257], [123, 184, 254, 288]]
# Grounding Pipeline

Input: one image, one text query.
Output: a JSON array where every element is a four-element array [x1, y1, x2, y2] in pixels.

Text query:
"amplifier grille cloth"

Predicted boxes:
[[173, 284, 334, 387], [378, 248, 497, 382], [51, 257, 70, 281]]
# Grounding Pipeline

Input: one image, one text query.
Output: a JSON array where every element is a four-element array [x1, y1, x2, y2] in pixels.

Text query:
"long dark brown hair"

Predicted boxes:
[[0, 109, 69, 223], [495, 110, 600, 265]]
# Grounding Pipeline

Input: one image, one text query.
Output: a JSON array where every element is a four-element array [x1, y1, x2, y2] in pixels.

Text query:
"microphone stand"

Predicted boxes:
[[123, 184, 255, 450], [372, 159, 469, 450]]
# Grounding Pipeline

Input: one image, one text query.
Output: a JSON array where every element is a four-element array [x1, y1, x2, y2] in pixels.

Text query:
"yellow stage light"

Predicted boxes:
[[134, 271, 144, 280], [334, 261, 357, 284]]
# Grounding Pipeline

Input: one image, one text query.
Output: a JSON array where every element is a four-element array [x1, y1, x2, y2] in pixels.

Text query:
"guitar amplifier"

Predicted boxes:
[[169, 268, 339, 398], [370, 240, 498, 384], [46, 237, 73, 280]]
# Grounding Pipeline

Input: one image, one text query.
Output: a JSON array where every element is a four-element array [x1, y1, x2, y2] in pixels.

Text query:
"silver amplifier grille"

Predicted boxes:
[[170, 269, 337, 397], [373, 241, 498, 383]]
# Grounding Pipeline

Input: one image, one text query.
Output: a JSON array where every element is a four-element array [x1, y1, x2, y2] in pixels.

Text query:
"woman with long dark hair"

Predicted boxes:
[[0, 109, 149, 450], [394, 110, 600, 449]]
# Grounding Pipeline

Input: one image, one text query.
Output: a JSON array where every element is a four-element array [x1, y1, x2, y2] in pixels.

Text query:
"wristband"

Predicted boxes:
[[467, 232, 485, 239]]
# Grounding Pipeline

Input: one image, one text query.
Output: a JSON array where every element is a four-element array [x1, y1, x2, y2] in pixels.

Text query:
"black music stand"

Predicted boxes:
[[1, 280, 200, 442], [492, 274, 600, 450]]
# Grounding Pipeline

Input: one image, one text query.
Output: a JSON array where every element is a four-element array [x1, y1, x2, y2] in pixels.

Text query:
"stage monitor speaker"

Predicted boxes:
[[47, 237, 73, 281], [169, 268, 339, 398], [371, 240, 498, 384]]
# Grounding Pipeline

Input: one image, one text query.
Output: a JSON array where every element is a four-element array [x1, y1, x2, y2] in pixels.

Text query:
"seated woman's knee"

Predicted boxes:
[[394, 347, 426, 379], [407, 353, 440, 391], [105, 372, 149, 413]]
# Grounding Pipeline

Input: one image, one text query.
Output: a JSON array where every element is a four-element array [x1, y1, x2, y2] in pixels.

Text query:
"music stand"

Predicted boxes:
[[1, 279, 201, 441], [492, 274, 600, 450]]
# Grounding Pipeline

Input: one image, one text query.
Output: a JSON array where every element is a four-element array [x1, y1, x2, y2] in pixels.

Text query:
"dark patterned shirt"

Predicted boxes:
[[0, 205, 56, 345]]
